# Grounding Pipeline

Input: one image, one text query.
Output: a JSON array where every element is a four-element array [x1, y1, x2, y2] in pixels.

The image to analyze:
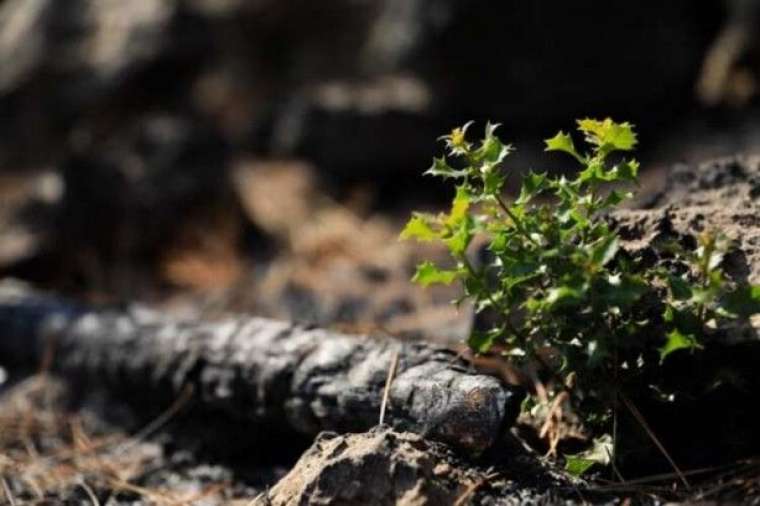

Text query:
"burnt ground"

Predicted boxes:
[[1, 156, 760, 505]]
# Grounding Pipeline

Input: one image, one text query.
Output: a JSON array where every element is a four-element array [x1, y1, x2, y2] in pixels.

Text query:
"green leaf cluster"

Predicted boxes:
[[657, 231, 760, 361], [401, 119, 760, 448]]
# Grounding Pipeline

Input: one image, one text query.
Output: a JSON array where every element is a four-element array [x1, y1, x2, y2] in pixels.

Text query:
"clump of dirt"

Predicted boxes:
[[263, 429, 466, 505], [261, 427, 582, 506]]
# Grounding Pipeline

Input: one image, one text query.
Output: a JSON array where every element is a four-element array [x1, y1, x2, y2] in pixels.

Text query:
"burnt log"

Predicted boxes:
[[0, 281, 522, 454]]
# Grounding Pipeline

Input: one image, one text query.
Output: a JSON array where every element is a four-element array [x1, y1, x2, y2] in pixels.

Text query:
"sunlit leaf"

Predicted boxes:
[[445, 218, 473, 256], [577, 118, 637, 152], [400, 214, 439, 241], [476, 122, 513, 164], [446, 186, 471, 227], [425, 157, 467, 179], [412, 261, 459, 287], [545, 131, 582, 161], [565, 457, 596, 477], [659, 328, 699, 362]]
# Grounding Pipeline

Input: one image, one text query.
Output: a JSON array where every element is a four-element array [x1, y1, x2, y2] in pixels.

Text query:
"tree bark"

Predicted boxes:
[[0, 280, 521, 454]]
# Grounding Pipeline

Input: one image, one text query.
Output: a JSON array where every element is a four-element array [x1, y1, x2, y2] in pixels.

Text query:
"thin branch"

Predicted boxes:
[[619, 392, 690, 490], [592, 458, 759, 489], [379, 350, 400, 426], [1, 476, 17, 506], [494, 194, 539, 245]]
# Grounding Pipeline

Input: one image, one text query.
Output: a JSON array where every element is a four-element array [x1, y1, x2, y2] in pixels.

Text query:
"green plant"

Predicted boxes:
[[401, 119, 760, 463]]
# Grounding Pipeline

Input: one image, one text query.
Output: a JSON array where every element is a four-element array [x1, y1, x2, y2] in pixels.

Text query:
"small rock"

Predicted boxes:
[[263, 428, 471, 506]]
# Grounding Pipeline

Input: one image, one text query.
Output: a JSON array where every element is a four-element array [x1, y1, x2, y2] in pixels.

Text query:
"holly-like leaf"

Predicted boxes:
[[446, 186, 471, 227], [589, 235, 620, 267], [483, 166, 506, 195], [400, 214, 439, 242], [610, 159, 639, 182], [599, 190, 633, 209], [565, 457, 596, 477], [578, 163, 600, 185], [412, 261, 459, 287], [545, 131, 583, 162], [425, 157, 468, 179], [660, 328, 699, 362], [691, 285, 719, 306], [445, 218, 473, 256], [517, 172, 548, 204], [545, 285, 585, 309], [554, 176, 580, 203], [578, 161, 620, 185], [577, 118, 637, 152], [476, 122, 513, 164]]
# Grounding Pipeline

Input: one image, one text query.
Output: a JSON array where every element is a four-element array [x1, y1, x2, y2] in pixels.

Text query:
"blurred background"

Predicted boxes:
[[1, 0, 759, 339]]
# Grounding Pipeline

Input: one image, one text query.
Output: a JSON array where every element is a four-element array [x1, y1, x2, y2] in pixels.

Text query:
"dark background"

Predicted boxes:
[[1, 0, 759, 301]]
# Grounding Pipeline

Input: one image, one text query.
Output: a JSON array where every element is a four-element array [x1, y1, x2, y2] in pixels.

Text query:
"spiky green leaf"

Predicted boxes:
[[400, 214, 439, 242], [425, 157, 468, 179], [545, 131, 582, 161], [577, 118, 637, 152], [412, 261, 459, 287], [446, 186, 471, 227], [445, 218, 473, 256], [517, 172, 548, 204], [660, 328, 699, 362]]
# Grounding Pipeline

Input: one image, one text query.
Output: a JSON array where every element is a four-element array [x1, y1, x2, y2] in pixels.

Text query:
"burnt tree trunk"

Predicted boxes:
[[0, 281, 521, 454]]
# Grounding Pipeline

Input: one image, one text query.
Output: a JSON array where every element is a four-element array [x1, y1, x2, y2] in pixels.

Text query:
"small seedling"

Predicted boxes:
[[401, 119, 760, 472]]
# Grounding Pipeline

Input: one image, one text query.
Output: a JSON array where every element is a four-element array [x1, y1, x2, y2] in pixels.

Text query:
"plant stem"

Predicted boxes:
[[461, 256, 524, 340], [494, 194, 539, 245]]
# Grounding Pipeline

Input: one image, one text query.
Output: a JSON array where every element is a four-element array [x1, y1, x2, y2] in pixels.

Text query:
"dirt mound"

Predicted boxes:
[[263, 429, 465, 506], [261, 427, 577, 506]]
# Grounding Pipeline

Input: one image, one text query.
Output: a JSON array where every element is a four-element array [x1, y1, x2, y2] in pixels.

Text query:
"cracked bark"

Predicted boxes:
[[0, 281, 522, 454]]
